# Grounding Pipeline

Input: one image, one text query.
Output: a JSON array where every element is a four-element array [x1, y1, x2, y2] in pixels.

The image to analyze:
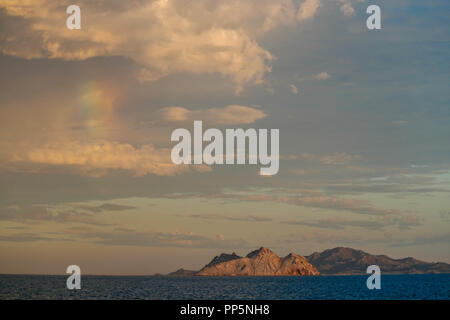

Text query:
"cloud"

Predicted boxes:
[[297, 0, 321, 20], [283, 152, 360, 165], [339, 1, 355, 16], [0, 0, 356, 92], [393, 214, 422, 230], [282, 229, 367, 244], [282, 230, 450, 250], [282, 214, 422, 231], [285, 196, 401, 216], [210, 192, 404, 216], [0, 0, 277, 92], [0, 205, 114, 226], [289, 84, 299, 95], [73, 229, 248, 249], [325, 183, 450, 195], [0, 233, 60, 243], [71, 203, 136, 213], [0, 214, 249, 248], [188, 213, 273, 222], [319, 152, 359, 165], [159, 105, 267, 124], [7, 141, 210, 176], [390, 233, 450, 247], [6, 226, 29, 230], [315, 71, 331, 80], [290, 169, 309, 175], [282, 217, 386, 230]]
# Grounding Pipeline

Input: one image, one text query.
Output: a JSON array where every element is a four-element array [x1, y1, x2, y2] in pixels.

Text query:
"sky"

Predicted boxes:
[[0, 0, 449, 275]]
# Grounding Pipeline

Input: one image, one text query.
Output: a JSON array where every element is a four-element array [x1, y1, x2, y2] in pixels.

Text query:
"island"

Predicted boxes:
[[163, 247, 450, 276]]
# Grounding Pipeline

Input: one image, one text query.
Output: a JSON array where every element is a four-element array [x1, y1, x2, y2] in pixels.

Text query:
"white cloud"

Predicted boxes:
[[339, 1, 355, 16], [159, 105, 267, 125], [0, 0, 353, 92], [297, 0, 321, 20], [0, 0, 284, 92], [315, 71, 331, 80], [7, 141, 211, 176]]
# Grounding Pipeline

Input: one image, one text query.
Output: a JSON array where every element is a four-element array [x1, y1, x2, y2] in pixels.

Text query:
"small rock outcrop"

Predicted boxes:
[[168, 268, 197, 276]]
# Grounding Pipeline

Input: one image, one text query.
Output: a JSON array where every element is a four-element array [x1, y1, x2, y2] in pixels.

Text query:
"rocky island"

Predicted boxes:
[[165, 247, 450, 276], [172, 247, 319, 276]]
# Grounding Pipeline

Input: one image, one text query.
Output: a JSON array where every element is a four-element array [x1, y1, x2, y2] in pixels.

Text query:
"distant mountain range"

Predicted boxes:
[[164, 247, 450, 276], [306, 247, 450, 275]]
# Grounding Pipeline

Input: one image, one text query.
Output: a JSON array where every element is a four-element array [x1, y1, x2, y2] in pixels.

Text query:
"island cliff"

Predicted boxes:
[[196, 247, 319, 276]]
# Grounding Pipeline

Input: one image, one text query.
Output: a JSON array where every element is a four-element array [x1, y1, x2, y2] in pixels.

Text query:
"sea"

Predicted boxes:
[[0, 274, 448, 300]]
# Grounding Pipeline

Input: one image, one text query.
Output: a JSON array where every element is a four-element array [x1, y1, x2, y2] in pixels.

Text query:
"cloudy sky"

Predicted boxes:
[[0, 0, 449, 275]]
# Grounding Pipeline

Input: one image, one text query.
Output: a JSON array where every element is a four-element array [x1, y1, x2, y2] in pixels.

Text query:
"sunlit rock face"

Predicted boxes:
[[196, 247, 320, 276]]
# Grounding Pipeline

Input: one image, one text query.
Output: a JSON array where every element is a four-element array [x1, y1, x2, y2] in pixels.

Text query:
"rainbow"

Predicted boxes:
[[77, 81, 123, 139]]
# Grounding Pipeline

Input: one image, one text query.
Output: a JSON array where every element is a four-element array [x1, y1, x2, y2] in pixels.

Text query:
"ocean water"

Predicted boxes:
[[0, 274, 448, 300]]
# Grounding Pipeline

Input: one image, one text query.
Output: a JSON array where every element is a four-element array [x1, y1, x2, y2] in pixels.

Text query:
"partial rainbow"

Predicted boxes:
[[77, 81, 123, 139]]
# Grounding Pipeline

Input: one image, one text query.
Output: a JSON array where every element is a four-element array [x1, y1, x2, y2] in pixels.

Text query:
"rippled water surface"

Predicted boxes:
[[0, 274, 448, 300]]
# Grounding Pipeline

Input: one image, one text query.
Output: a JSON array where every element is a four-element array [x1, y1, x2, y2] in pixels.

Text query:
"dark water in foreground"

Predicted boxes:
[[0, 274, 448, 300]]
